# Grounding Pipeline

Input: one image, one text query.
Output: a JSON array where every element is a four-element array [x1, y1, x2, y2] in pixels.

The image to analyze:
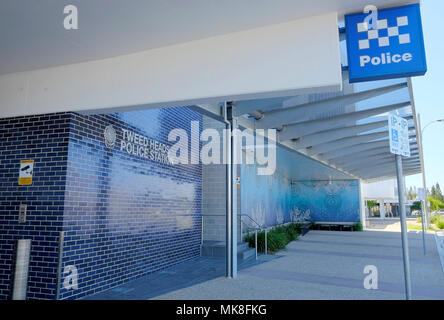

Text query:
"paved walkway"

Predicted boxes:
[[366, 217, 421, 232], [152, 230, 444, 300], [84, 254, 278, 300]]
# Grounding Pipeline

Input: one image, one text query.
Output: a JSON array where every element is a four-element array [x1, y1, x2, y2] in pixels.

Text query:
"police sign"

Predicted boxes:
[[345, 4, 427, 83]]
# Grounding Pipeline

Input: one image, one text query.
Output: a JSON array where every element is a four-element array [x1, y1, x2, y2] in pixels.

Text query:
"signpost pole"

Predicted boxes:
[[418, 187, 427, 255], [421, 200, 426, 255], [389, 113, 413, 300], [417, 114, 430, 229], [395, 154, 412, 300], [225, 104, 232, 278]]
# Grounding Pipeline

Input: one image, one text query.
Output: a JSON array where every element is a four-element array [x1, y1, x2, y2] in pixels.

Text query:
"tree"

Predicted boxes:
[[407, 186, 417, 200], [435, 183, 444, 202], [411, 201, 421, 211], [431, 185, 437, 199], [367, 200, 378, 207], [428, 196, 444, 211]]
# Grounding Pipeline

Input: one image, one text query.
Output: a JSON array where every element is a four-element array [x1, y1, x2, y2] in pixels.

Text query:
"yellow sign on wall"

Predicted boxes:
[[19, 160, 34, 185]]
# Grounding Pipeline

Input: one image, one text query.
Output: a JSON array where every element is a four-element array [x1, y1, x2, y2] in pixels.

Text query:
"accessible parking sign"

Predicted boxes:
[[388, 114, 411, 157]]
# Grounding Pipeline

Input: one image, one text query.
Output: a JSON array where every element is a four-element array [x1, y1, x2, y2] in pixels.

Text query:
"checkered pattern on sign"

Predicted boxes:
[[357, 16, 411, 50]]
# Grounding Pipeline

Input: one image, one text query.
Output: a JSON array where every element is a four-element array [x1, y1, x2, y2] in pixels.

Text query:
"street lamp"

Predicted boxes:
[[422, 119, 444, 135], [417, 114, 444, 228]]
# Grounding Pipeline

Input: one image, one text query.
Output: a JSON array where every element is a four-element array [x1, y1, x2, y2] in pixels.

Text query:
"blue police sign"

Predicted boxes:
[[345, 4, 427, 83]]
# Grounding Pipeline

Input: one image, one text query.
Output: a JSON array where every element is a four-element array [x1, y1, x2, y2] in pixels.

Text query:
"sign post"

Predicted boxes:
[[389, 114, 412, 300], [418, 187, 427, 254]]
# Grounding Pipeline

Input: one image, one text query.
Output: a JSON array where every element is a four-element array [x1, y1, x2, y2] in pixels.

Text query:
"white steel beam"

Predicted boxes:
[[343, 157, 420, 172], [320, 140, 417, 160], [331, 146, 418, 164], [335, 151, 419, 167], [278, 101, 410, 141], [350, 161, 420, 176], [256, 82, 407, 129], [293, 120, 387, 149], [307, 131, 388, 156]]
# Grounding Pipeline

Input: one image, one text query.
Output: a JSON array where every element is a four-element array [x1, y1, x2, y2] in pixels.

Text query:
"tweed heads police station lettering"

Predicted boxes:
[[121, 128, 170, 164], [104, 125, 170, 164], [104, 122, 277, 174]]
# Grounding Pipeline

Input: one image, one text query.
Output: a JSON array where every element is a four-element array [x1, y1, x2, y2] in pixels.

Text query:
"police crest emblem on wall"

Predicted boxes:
[[104, 125, 117, 149]]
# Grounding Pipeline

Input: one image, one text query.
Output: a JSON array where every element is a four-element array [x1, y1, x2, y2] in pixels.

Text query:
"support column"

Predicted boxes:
[[417, 114, 430, 228], [395, 154, 412, 300], [379, 199, 386, 219], [225, 103, 237, 278], [359, 180, 366, 229], [231, 117, 238, 278]]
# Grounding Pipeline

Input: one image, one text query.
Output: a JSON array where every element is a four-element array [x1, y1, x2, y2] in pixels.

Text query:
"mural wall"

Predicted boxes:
[[241, 144, 361, 227], [290, 180, 361, 222]]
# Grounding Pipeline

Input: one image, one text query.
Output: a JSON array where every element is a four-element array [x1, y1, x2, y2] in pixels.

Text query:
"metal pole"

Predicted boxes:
[[417, 114, 430, 229], [225, 106, 232, 278], [265, 229, 268, 255], [231, 116, 238, 278], [255, 230, 258, 260], [225, 102, 237, 278], [420, 201, 426, 255], [201, 216, 204, 256], [395, 154, 412, 300]]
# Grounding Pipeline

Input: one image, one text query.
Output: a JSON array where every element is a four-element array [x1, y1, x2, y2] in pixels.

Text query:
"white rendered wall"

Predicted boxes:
[[362, 179, 397, 200], [0, 13, 342, 118]]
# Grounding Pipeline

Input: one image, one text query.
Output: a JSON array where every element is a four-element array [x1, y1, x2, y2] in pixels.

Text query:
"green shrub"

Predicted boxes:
[[411, 201, 422, 211], [352, 222, 363, 231], [266, 231, 289, 252], [275, 223, 300, 241], [430, 214, 444, 229], [431, 215, 441, 225], [428, 197, 444, 211], [244, 223, 301, 253], [367, 200, 378, 207], [427, 214, 444, 229]]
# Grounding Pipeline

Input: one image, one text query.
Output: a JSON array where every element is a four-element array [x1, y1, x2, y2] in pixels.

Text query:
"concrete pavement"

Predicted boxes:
[[153, 230, 444, 300]]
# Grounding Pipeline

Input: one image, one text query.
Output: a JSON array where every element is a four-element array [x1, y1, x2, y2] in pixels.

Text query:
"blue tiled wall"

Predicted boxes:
[[0, 108, 202, 300], [290, 180, 360, 222], [1, 105, 361, 300], [241, 144, 361, 226], [0, 113, 70, 300], [59, 108, 202, 300]]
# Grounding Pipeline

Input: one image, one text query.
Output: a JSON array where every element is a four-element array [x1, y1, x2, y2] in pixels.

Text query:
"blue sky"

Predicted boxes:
[[405, 0, 444, 190]]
